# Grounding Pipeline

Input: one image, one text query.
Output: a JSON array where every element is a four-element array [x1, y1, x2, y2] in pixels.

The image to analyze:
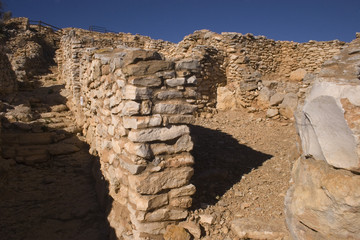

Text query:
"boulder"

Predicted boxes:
[[289, 68, 307, 81]]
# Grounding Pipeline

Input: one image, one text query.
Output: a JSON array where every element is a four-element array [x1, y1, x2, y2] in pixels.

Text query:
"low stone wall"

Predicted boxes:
[[58, 31, 199, 239], [0, 48, 17, 96], [285, 37, 360, 239]]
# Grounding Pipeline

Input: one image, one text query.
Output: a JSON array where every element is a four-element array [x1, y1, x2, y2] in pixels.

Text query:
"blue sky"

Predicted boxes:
[[4, 0, 360, 43]]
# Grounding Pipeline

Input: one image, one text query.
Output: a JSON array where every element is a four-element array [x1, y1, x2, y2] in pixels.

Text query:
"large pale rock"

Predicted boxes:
[[289, 68, 307, 81], [297, 82, 360, 172], [285, 157, 360, 240], [216, 86, 236, 110], [128, 125, 190, 143]]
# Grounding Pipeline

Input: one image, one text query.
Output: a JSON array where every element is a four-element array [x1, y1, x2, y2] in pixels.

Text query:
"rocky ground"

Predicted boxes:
[[0, 68, 299, 240], [186, 110, 299, 239]]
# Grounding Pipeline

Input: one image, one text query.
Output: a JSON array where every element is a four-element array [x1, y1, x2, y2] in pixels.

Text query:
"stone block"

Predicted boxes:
[[168, 184, 196, 198], [123, 60, 174, 76], [175, 59, 200, 71], [162, 153, 194, 168], [186, 75, 197, 85], [156, 90, 183, 100], [128, 167, 194, 194], [122, 85, 152, 100], [128, 190, 168, 211], [123, 49, 162, 65], [169, 196, 192, 208], [232, 218, 286, 240], [163, 225, 191, 240], [121, 101, 140, 116], [145, 208, 188, 222], [128, 76, 162, 87], [269, 92, 285, 106], [124, 141, 151, 159], [153, 103, 196, 115], [119, 155, 147, 175], [289, 68, 307, 81], [128, 125, 190, 143], [123, 115, 162, 129], [165, 78, 185, 87], [168, 115, 195, 125]]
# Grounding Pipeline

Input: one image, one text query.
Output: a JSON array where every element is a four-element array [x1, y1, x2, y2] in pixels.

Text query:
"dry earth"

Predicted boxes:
[[188, 110, 299, 239]]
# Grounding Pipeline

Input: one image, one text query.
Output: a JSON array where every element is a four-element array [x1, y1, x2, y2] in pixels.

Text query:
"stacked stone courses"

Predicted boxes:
[[58, 30, 199, 239]]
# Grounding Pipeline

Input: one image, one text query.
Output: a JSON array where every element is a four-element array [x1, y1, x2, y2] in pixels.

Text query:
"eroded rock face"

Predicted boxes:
[[286, 37, 360, 239]]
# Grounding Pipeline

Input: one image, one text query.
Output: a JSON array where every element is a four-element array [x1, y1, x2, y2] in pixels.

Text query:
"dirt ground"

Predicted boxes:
[[188, 110, 299, 239]]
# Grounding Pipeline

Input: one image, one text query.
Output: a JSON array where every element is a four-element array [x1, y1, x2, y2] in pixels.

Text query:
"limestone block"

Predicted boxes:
[[123, 60, 174, 76], [266, 108, 279, 118], [130, 213, 169, 235], [122, 85, 152, 100], [124, 141, 151, 159], [153, 103, 196, 115], [128, 167, 194, 194], [186, 75, 197, 85], [128, 125, 190, 143], [285, 157, 360, 240], [269, 92, 285, 106], [168, 184, 196, 198], [156, 90, 183, 100], [150, 134, 193, 155], [169, 196, 192, 208], [128, 76, 162, 87], [144, 208, 188, 222], [161, 153, 194, 168], [168, 115, 195, 125], [121, 101, 140, 116], [240, 81, 258, 91], [297, 80, 360, 171], [175, 59, 200, 71], [165, 78, 185, 87], [140, 100, 152, 115], [119, 155, 147, 175], [216, 86, 236, 110], [289, 68, 307, 81], [128, 190, 168, 211], [279, 92, 298, 119], [123, 49, 162, 65], [123, 115, 162, 129]]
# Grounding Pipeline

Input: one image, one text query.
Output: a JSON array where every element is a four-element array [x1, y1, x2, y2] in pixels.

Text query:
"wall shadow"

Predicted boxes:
[[189, 125, 273, 209], [0, 84, 116, 240]]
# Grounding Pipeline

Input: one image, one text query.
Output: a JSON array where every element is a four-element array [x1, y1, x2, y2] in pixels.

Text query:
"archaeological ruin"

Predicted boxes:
[[0, 17, 359, 240]]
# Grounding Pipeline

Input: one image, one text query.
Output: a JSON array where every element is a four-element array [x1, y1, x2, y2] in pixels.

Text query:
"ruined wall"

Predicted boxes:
[[0, 48, 17, 95], [58, 31, 199, 239], [285, 36, 360, 240]]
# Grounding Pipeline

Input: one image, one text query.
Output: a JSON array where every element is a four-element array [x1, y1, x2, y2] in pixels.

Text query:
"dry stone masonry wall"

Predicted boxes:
[[58, 30, 200, 239]]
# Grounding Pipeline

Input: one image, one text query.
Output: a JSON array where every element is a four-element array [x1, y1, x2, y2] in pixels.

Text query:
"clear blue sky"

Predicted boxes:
[[4, 0, 360, 43]]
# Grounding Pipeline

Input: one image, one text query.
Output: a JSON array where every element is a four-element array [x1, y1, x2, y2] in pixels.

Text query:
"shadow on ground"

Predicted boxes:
[[0, 83, 116, 240], [190, 125, 273, 209]]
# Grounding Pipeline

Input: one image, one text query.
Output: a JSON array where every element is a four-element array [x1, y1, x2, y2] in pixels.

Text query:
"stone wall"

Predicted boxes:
[[285, 37, 360, 239], [0, 47, 17, 95], [58, 30, 199, 239]]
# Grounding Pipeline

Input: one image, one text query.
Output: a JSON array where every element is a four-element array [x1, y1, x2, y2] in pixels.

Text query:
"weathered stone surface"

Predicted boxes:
[[216, 86, 236, 110], [128, 75, 162, 87], [163, 225, 191, 240], [199, 214, 215, 225], [231, 217, 286, 240], [128, 190, 168, 211], [123, 49, 162, 65], [153, 103, 196, 115], [168, 115, 195, 125], [122, 85, 152, 100], [168, 184, 196, 198], [175, 59, 200, 71], [289, 68, 307, 81], [128, 167, 194, 194], [145, 208, 188, 222], [121, 101, 140, 116], [178, 221, 201, 239], [123, 115, 162, 129], [124, 141, 151, 159], [165, 78, 185, 87], [279, 92, 298, 119], [156, 90, 183, 100], [266, 108, 279, 118], [269, 92, 285, 106], [128, 125, 190, 143], [124, 60, 174, 76], [298, 93, 359, 171], [119, 155, 147, 175], [285, 157, 360, 240]]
